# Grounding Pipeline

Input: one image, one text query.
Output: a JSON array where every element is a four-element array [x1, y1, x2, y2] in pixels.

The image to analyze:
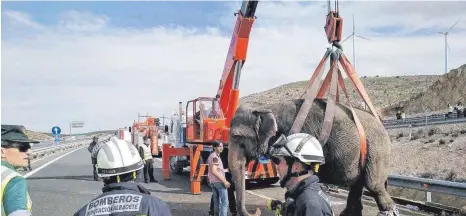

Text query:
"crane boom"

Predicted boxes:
[[216, 0, 258, 126]]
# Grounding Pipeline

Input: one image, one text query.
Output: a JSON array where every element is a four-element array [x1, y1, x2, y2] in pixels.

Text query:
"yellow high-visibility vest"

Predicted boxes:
[[1, 165, 32, 215], [139, 144, 152, 160]]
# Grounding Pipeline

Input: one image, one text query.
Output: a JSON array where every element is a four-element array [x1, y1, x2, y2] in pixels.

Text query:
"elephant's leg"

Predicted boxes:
[[228, 143, 260, 216], [366, 180, 398, 216], [340, 177, 364, 216]]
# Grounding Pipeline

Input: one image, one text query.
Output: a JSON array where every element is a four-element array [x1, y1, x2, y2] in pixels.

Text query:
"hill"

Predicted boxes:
[[240, 75, 440, 118], [25, 129, 116, 141], [382, 64, 466, 116], [240, 65, 466, 118]]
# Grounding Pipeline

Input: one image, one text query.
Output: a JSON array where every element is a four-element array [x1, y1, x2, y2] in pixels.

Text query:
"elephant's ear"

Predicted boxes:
[[252, 109, 278, 139]]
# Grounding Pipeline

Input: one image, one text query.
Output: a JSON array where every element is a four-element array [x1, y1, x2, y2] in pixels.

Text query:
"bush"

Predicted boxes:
[[446, 170, 457, 181], [439, 139, 446, 145], [450, 139, 454, 143], [420, 172, 435, 179], [452, 133, 459, 138], [428, 127, 440, 136]]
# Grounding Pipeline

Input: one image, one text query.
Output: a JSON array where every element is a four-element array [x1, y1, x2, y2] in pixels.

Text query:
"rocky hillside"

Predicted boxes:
[[240, 64, 466, 118], [383, 64, 466, 116], [25, 130, 54, 141], [241, 75, 439, 117]]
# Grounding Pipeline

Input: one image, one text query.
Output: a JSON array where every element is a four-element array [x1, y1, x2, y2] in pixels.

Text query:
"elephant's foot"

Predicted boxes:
[[376, 204, 399, 216], [239, 207, 261, 216], [341, 178, 364, 216], [367, 181, 396, 214], [339, 207, 363, 216]]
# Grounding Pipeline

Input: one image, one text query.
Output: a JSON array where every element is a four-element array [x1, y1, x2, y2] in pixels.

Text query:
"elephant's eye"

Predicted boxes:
[[232, 135, 243, 142]]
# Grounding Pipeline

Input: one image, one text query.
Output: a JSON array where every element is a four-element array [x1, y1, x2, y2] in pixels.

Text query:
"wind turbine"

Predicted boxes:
[[436, 19, 460, 74], [340, 14, 370, 70]]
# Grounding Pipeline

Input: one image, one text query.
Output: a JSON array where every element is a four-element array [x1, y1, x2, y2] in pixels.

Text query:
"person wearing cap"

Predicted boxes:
[[74, 136, 172, 216], [1, 124, 37, 216], [267, 133, 334, 216]]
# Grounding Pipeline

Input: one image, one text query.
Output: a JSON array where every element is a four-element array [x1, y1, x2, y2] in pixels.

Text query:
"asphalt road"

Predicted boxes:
[[23, 147, 391, 216]]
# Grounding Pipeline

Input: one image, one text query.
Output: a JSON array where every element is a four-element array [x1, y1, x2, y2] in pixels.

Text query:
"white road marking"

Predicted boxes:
[[154, 157, 346, 206], [24, 146, 86, 178]]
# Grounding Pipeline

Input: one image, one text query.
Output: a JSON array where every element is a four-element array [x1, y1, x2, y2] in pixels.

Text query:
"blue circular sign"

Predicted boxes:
[[52, 126, 61, 135]]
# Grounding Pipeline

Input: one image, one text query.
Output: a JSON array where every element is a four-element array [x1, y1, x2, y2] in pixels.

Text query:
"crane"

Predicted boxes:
[[161, 0, 279, 195]]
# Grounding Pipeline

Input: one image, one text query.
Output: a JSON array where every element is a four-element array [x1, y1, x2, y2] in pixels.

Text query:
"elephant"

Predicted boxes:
[[228, 98, 397, 216]]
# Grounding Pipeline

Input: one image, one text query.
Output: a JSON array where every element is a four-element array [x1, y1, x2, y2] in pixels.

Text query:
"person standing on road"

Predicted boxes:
[[207, 141, 230, 216], [74, 136, 172, 216], [88, 136, 100, 181], [209, 141, 237, 216], [139, 136, 157, 183], [1, 124, 38, 216], [267, 133, 335, 216]]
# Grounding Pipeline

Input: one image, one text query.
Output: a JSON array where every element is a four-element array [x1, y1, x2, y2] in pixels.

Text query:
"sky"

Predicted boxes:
[[1, 1, 466, 133]]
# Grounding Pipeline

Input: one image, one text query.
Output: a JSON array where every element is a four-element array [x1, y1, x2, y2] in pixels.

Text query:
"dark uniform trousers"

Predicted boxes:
[[73, 182, 172, 216], [143, 159, 156, 182]]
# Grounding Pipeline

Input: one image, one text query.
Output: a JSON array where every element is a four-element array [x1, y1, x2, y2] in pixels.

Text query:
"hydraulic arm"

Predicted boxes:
[[217, 0, 258, 126]]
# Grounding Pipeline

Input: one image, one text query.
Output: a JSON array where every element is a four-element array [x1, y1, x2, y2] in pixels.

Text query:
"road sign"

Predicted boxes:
[[52, 126, 61, 135], [70, 121, 84, 128]]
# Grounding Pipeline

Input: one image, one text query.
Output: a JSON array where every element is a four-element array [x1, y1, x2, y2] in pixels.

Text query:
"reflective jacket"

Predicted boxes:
[[139, 144, 152, 161], [282, 175, 334, 216], [74, 182, 172, 216], [1, 161, 32, 216]]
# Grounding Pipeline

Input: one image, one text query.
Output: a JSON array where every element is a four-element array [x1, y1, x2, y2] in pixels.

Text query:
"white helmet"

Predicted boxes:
[[96, 136, 144, 177], [270, 133, 325, 165]]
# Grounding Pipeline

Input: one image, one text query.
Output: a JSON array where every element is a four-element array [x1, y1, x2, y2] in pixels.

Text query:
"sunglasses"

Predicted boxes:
[[271, 157, 281, 165], [6, 143, 31, 153]]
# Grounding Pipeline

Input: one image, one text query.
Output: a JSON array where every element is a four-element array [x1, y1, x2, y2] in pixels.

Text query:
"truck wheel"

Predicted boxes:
[[256, 177, 279, 186], [170, 157, 184, 174]]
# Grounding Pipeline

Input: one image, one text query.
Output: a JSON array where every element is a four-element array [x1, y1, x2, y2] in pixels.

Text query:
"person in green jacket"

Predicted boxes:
[[1, 124, 38, 216]]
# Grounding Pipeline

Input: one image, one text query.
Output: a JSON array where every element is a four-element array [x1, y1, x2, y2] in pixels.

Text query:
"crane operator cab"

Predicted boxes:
[[186, 96, 226, 143]]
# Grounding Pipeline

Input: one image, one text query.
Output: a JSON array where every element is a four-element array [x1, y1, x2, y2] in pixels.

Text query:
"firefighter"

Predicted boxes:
[[139, 136, 157, 183], [267, 133, 335, 216], [87, 136, 99, 181], [1, 124, 37, 216], [74, 136, 172, 216]]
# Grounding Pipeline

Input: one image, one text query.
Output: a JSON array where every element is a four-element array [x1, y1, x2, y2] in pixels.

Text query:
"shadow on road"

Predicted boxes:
[[166, 201, 273, 216], [27, 175, 97, 181]]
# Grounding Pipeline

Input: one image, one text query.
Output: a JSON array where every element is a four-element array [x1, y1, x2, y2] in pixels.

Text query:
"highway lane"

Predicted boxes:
[[25, 147, 409, 216]]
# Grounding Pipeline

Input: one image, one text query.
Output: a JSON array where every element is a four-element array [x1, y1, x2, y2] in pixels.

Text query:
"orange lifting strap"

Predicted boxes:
[[289, 1, 381, 169]]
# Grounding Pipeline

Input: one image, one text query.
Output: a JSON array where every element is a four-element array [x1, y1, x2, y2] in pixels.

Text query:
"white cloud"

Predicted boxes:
[[2, 1, 466, 133], [2, 10, 44, 29], [58, 10, 109, 31]]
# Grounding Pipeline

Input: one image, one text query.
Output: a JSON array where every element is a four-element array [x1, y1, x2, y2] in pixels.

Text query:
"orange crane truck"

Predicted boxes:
[[162, 0, 279, 195], [131, 114, 160, 157]]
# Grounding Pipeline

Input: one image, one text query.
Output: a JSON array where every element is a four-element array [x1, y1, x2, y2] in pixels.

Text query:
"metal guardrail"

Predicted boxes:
[[382, 111, 466, 129], [383, 112, 464, 125], [384, 118, 466, 129], [30, 140, 89, 160], [387, 174, 466, 213], [388, 174, 466, 197]]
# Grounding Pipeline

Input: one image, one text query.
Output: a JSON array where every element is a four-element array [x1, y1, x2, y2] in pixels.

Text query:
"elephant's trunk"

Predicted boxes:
[[228, 142, 262, 216]]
